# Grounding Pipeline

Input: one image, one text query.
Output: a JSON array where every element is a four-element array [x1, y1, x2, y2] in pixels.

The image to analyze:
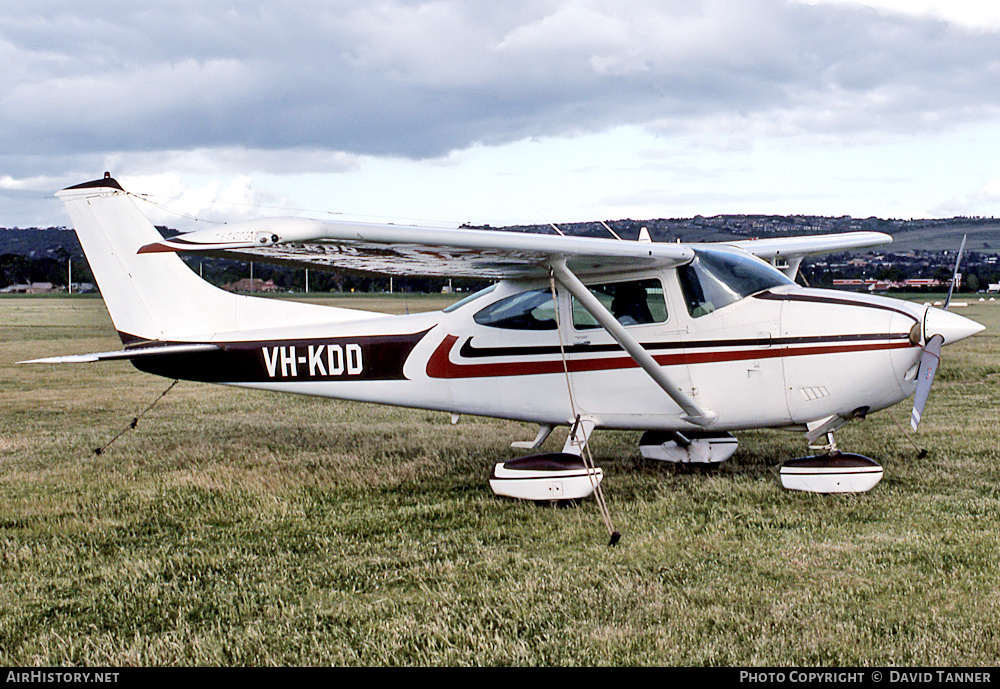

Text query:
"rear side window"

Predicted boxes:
[[473, 289, 558, 330]]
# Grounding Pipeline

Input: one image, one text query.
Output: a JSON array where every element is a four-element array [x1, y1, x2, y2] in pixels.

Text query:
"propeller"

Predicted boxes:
[[910, 333, 942, 431], [910, 234, 975, 432], [943, 234, 967, 309]]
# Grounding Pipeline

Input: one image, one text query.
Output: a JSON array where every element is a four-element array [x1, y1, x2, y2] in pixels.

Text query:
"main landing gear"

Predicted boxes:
[[489, 417, 604, 504], [638, 430, 739, 467]]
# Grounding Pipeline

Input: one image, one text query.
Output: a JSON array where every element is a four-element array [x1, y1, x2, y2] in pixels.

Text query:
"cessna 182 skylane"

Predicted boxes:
[[26, 175, 984, 503]]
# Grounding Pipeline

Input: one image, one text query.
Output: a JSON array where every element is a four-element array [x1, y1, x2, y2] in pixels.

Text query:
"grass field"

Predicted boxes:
[[2, 293, 999, 666]]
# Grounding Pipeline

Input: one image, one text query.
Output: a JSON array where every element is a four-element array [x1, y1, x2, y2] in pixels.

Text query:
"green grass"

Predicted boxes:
[[2, 294, 999, 666]]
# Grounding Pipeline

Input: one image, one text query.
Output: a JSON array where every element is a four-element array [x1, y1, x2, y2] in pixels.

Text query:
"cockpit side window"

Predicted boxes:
[[473, 288, 558, 330], [678, 248, 793, 317], [573, 279, 667, 329]]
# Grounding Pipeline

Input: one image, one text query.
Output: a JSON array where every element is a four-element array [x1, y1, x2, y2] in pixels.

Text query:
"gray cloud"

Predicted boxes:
[[2, 1, 999, 206]]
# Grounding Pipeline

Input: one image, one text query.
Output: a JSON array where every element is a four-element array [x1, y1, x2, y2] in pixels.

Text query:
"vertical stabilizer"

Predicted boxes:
[[57, 175, 374, 343]]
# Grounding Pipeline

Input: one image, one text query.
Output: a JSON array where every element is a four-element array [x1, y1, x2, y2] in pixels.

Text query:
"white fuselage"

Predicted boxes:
[[52, 176, 983, 446], [136, 270, 932, 434]]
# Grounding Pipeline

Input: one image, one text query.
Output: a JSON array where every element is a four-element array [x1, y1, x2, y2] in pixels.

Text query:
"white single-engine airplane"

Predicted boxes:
[[26, 174, 984, 505]]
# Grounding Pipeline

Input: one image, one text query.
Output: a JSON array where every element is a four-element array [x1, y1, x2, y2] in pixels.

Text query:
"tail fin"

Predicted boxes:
[[58, 174, 373, 343]]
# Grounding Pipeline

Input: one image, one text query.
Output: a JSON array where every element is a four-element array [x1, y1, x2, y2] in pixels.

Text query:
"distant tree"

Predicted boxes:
[[876, 266, 906, 282], [933, 266, 954, 284], [0, 254, 31, 286]]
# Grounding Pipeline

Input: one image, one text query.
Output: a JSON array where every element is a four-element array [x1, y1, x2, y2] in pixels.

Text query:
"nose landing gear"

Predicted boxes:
[[780, 432, 883, 494]]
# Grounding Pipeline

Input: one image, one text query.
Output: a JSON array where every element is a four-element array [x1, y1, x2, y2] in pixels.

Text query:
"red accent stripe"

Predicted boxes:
[[137, 242, 179, 254], [425, 334, 913, 379]]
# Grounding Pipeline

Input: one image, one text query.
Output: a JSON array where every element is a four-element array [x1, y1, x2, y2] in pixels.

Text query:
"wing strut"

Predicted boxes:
[[548, 258, 717, 427]]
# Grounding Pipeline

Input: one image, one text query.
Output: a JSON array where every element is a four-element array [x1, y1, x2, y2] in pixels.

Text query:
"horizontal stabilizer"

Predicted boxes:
[[19, 342, 219, 365]]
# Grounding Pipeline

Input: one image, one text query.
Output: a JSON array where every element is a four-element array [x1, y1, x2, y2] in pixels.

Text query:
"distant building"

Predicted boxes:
[[832, 277, 953, 291], [0, 282, 57, 293]]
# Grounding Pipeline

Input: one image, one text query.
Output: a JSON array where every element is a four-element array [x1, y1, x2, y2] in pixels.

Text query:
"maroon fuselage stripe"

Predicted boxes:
[[425, 334, 914, 379]]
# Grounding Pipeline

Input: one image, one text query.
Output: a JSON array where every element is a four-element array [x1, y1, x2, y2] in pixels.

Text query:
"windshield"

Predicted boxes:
[[678, 248, 793, 317], [443, 284, 497, 313]]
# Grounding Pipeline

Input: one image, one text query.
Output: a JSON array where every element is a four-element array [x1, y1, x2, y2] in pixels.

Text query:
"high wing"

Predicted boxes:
[[139, 217, 891, 279], [724, 232, 891, 277], [726, 232, 891, 260], [140, 218, 696, 278]]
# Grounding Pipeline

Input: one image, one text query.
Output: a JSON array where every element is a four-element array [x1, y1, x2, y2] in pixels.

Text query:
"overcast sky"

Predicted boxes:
[[3, 0, 1000, 231]]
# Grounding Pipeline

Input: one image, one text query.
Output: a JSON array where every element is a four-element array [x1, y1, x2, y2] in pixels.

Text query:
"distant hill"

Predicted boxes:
[[0, 226, 179, 259], [0, 228, 81, 257], [871, 221, 1000, 253]]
